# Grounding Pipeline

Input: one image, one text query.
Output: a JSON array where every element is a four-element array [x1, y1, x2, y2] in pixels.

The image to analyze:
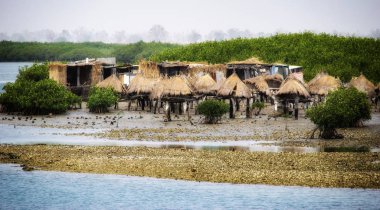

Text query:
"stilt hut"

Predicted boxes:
[[193, 74, 217, 96], [217, 73, 252, 118], [277, 78, 310, 119], [153, 76, 193, 121], [307, 72, 341, 101], [349, 74, 376, 98], [244, 75, 269, 101], [126, 74, 158, 111]]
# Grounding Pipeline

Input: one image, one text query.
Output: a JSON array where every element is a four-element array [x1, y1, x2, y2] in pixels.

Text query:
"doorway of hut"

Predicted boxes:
[[66, 65, 92, 87]]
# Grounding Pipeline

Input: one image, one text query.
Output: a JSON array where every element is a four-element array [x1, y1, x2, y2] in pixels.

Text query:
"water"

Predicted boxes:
[[0, 124, 321, 153], [0, 62, 34, 92], [0, 164, 379, 209]]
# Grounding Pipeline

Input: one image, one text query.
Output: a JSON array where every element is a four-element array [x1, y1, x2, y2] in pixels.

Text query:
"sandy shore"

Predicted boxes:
[[1, 145, 380, 188], [1, 102, 380, 188]]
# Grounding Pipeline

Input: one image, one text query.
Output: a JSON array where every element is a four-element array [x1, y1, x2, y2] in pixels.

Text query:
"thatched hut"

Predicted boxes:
[[349, 74, 376, 97], [244, 75, 269, 97], [217, 73, 252, 118], [48, 58, 115, 98], [277, 78, 310, 119], [277, 78, 310, 99], [126, 74, 158, 111], [153, 76, 193, 121], [227, 57, 289, 81], [193, 74, 217, 96], [307, 72, 341, 96], [96, 74, 126, 93]]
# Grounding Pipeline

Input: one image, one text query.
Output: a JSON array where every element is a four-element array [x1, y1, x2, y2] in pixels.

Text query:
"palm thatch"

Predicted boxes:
[[188, 64, 226, 75], [349, 74, 376, 96], [307, 72, 341, 96], [157, 75, 193, 98], [244, 75, 269, 95], [217, 73, 252, 98], [139, 60, 160, 78], [277, 78, 310, 99], [126, 74, 158, 95], [265, 74, 284, 82], [228, 57, 265, 64], [193, 74, 217, 95], [96, 74, 126, 93]]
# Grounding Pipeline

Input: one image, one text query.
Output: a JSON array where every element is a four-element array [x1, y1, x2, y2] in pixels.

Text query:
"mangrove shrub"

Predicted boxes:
[[306, 87, 371, 139], [0, 63, 81, 114], [196, 100, 229, 124], [87, 87, 118, 113], [251, 101, 265, 116]]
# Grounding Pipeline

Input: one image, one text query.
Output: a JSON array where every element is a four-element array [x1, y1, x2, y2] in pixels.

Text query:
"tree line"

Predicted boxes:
[[0, 41, 178, 64], [151, 32, 380, 83]]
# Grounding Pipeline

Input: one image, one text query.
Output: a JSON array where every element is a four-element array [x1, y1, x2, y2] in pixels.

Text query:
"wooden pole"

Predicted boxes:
[[246, 98, 251, 118], [295, 96, 299, 120], [76, 67, 80, 86], [165, 101, 171, 121], [229, 98, 236, 119]]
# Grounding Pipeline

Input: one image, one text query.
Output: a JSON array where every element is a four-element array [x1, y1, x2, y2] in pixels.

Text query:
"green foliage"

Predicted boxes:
[[196, 100, 229, 124], [87, 87, 118, 113], [151, 32, 380, 83], [0, 41, 179, 64], [251, 101, 265, 115], [306, 87, 371, 139], [17, 63, 49, 82], [0, 63, 80, 114]]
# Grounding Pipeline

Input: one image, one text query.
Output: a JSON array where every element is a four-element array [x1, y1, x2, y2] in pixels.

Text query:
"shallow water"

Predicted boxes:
[[0, 164, 379, 209], [0, 62, 34, 92], [0, 124, 321, 152]]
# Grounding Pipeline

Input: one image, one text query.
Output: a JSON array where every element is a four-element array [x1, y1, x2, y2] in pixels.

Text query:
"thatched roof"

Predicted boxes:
[[277, 78, 310, 98], [126, 74, 158, 95], [188, 64, 226, 75], [265, 74, 284, 83], [193, 74, 217, 95], [154, 75, 193, 98], [349, 74, 376, 96], [139, 60, 160, 78], [228, 57, 266, 65], [307, 72, 341, 95], [96, 74, 126, 93], [217, 73, 252, 98], [244, 76, 269, 94]]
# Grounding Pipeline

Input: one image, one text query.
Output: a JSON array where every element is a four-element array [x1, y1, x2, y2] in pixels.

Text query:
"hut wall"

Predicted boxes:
[[49, 65, 67, 85], [91, 64, 102, 85]]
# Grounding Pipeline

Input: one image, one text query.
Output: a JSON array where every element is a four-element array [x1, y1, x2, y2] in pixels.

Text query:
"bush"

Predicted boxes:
[[251, 101, 265, 115], [196, 100, 229, 124], [0, 63, 80, 114], [87, 87, 118, 113], [17, 63, 49, 82], [306, 87, 371, 139]]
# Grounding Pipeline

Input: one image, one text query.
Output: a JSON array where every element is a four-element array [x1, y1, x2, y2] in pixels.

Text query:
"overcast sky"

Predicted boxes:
[[1, 0, 379, 43]]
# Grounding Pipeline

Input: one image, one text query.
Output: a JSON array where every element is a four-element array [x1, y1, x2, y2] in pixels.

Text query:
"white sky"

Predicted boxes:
[[0, 0, 379, 38]]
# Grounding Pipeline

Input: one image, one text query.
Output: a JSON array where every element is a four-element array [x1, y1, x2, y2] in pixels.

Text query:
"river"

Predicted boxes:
[[1, 164, 379, 210], [0, 62, 34, 92]]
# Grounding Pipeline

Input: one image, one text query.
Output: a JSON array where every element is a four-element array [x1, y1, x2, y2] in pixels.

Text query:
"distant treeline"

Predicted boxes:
[[0, 41, 179, 64], [151, 32, 380, 83]]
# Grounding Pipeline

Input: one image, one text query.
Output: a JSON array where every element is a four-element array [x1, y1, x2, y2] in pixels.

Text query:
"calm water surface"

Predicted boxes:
[[1, 164, 379, 210], [0, 62, 34, 92]]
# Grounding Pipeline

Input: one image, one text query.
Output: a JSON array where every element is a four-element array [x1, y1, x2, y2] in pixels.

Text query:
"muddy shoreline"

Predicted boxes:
[[1, 102, 380, 188], [1, 145, 380, 188]]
